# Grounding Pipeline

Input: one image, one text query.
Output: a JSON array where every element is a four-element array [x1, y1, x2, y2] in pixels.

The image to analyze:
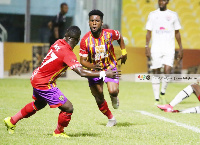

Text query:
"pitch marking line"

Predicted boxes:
[[136, 110, 200, 133]]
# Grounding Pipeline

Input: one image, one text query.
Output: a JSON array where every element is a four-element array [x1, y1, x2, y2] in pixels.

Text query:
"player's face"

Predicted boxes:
[[89, 15, 103, 33], [61, 5, 68, 14], [158, 0, 168, 10]]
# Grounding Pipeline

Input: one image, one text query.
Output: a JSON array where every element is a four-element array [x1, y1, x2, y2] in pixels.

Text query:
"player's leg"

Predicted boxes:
[[107, 81, 119, 109], [52, 99, 73, 138], [160, 65, 172, 104], [179, 84, 200, 113], [152, 68, 161, 105], [157, 84, 196, 112], [89, 79, 116, 127], [4, 98, 46, 134], [151, 54, 162, 105]]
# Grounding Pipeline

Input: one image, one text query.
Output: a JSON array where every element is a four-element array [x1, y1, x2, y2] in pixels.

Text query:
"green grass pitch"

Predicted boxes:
[[1, 78, 200, 144]]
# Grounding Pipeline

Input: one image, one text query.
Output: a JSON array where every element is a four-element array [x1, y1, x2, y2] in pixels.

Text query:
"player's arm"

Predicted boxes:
[[54, 26, 59, 40], [175, 30, 183, 61], [80, 56, 102, 70], [145, 30, 151, 58], [72, 66, 121, 79], [117, 33, 127, 64]]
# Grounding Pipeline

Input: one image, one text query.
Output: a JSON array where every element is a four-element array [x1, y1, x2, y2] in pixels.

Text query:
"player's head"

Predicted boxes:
[[88, 9, 104, 34], [65, 26, 81, 48], [158, 0, 169, 11], [60, 2, 68, 15]]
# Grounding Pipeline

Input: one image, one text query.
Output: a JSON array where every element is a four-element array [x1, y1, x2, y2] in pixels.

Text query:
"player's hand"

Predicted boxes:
[[145, 46, 151, 58], [117, 54, 127, 65], [93, 62, 102, 70], [177, 49, 183, 61], [105, 67, 121, 79]]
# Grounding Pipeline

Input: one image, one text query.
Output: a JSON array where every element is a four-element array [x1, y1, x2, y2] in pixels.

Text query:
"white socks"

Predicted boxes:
[[180, 106, 200, 114], [170, 85, 193, 107], [152, 76, 160, 100], [161, 76, 170, 94]]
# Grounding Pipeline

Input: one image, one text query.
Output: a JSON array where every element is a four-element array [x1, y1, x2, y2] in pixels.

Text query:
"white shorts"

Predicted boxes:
[[150, 53, 174, 69]]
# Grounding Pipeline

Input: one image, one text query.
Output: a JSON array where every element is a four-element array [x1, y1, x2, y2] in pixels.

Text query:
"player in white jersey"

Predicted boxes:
[[145, 0, 183, 105]]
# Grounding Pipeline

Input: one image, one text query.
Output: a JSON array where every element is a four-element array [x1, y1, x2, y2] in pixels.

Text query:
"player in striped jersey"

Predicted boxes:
[[79, 10, 127, 127], [4, 26, 121, 137]]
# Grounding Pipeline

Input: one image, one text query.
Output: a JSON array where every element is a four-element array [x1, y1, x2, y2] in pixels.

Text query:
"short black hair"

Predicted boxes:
[[60, 2, 68, 8], [89, 9, 104, 20], [65, 26, 81, 37]]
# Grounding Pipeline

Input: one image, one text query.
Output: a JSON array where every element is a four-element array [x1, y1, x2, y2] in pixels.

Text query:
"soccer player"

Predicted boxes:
[[79, 10, 127, 127], [3, 26, 121, 137], [157, 78, 200, 113], [145, 0, 183, 105]]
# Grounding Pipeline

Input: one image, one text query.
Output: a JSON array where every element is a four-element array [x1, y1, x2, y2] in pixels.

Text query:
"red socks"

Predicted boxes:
[[54, 111, 72, 134], [98, 100, 113, 119], [10, 102, 37, 125]]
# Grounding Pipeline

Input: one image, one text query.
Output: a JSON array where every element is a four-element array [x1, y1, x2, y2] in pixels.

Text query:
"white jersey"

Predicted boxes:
[[146, 9, 181, 55]]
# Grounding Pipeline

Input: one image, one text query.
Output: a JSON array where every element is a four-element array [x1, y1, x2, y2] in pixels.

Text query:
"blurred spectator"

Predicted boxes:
[[102, 24, 109, 29], [48, 2, 68, 46]]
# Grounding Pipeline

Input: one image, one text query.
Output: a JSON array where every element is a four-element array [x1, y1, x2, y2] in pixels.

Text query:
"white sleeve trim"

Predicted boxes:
[[79, 53, 88, 57]]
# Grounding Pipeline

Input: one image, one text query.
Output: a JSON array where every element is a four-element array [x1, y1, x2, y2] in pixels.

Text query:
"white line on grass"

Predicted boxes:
[[136, 110, 200, 133]]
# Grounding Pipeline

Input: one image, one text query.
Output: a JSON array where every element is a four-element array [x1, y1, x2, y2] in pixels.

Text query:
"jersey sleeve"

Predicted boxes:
[[146, 12, 153, 31], [111, 29, 120, 40], [79, 38, 88, 57], [63, 50, 82, 70], [174, 13, 182, 30]]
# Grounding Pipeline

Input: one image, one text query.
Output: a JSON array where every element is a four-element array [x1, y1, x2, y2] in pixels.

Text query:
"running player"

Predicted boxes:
[[158, 78, 200, 113], [145, 0, 183, 105], [3, 26, 121, 137], [79, 10, 127, 127]]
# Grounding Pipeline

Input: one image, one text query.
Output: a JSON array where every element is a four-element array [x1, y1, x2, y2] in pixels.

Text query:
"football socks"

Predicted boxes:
[[10, 102, 37, 125], [170, 85, 193, 107], [152, 75, 160, 100], [98, 100, 113, 119]]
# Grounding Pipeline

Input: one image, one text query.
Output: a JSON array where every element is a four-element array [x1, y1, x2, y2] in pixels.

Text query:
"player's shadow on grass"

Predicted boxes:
[[181, 101, 197, 104], [100, 122, 135, 127], [69, 132, 100, 137], [47, 132, 100, 137]]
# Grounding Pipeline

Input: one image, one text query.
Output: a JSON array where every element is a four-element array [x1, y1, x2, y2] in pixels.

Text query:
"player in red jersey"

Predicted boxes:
[[79, 10, 127, 127], [3, 26, 121, 137]]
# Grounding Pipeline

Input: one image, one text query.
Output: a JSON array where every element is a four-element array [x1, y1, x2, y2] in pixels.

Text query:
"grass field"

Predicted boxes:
[[1, 78, 200, 145]]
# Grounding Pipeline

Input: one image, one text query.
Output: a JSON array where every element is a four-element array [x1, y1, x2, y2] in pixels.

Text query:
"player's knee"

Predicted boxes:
[[60, 105, 74, 113], [109, 89, 119, 97]]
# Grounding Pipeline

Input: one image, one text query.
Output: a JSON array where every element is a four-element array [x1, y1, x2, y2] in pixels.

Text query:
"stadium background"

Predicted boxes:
[[0, 0, 200, 78]]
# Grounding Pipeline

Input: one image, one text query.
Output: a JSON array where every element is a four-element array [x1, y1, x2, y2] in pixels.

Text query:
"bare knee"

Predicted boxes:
[[59, 100, 74, 113], [109, 88, 119, 97]]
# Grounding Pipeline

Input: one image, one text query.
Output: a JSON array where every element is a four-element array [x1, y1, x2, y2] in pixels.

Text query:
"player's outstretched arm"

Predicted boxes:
[[72, 66, 121, 79], [80, 56, 102, 70]]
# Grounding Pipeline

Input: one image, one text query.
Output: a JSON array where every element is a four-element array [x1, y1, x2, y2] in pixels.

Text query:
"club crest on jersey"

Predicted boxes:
[[166, 15, 172, 21], [59, 95, 64, 101], [104, 39, 111, 44]]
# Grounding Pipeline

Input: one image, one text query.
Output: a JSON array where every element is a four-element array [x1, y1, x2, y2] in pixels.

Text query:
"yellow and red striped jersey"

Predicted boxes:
[[79, 29, 120, 70]]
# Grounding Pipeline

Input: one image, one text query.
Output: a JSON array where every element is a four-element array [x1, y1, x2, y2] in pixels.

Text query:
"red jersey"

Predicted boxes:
[[31, 39, 82, 90], [79, 29, 120, 70]]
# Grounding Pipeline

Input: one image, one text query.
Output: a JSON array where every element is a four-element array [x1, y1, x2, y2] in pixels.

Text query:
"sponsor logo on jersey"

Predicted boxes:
[[105, 38, 111, 45], [156, 27, 170, 34]]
